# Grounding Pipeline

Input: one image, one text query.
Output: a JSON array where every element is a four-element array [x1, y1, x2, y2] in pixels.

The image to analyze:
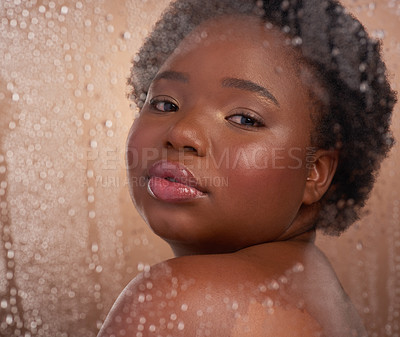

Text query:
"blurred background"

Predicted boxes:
[[0, 0, 399, 336]]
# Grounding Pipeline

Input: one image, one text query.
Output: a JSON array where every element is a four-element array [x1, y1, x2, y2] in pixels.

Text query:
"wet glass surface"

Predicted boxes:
[[0, 0, 399, 336]]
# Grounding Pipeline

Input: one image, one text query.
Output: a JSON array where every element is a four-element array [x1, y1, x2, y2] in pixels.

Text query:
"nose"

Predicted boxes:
[[165, 110, 208, 157]]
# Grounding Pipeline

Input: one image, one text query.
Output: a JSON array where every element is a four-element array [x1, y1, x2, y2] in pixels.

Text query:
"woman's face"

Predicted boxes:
[[126, 15, 316, 255]]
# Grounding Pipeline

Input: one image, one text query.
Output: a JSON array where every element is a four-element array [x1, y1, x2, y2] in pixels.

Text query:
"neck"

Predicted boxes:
[[167, 229, 317, 258], [168, 241, 234, 257], [277, 227, 317, 243]]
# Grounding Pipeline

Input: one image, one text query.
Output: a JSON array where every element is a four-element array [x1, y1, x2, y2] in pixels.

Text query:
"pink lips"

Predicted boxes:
[[147, 160, 206, 202]]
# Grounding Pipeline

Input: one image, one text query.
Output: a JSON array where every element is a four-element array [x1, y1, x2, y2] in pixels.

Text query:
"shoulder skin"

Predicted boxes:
[[98, 242, 366, 337]]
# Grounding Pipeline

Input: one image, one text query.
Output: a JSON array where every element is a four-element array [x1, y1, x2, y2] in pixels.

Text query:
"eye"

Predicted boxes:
[[226, 113, 264, 128], [150, 98, 179, 113]]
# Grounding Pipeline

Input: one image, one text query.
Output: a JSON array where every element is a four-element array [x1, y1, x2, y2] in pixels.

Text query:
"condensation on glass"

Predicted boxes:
[[0, 0, 399, 336]]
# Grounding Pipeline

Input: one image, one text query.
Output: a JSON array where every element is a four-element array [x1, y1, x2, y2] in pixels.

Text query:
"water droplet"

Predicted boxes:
[[360, 81, 369, 92], [279, 276, 288, 284], [232, 301, 239, 310], [91, 243, 98, 253], [263, 297, 274, 308], [0, 299, 7, 309], [292, 36, 302, 46], [268, 280, 280, 290], [372, 29, 385, 39], [6, 314, 13, 325], [138, 294, 145, 303], [293, 263, 304, 273], [61, 6, 69, 15]]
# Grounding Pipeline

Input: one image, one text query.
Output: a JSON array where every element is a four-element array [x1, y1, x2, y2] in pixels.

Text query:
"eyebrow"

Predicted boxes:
[[153, 71, 279, 106], [153, 71, 189, 83], [221, 77, 279, 106]]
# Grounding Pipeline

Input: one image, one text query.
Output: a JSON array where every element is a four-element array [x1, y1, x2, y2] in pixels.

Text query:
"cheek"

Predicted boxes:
[[126, 122, 143, 172], [126, 118, 162, 172], [228, 164, 306, 199], [221, 145, 308, 210], [249, 146, 306, 170], [221, 143, 307, 174]]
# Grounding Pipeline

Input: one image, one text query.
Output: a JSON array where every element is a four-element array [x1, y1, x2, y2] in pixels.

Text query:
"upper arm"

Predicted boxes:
[[97, 258, 323, 337], [97, 260, 231, 336]]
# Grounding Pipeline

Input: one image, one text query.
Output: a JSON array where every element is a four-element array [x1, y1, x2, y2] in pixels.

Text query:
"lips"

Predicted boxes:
[[147, 160, 206, 202]]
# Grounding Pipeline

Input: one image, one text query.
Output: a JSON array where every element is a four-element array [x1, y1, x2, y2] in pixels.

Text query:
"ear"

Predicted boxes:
[[302, 149, 339, 205]]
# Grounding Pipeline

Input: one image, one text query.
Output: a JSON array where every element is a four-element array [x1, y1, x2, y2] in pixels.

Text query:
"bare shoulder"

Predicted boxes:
[[98, 243, 366, 337]]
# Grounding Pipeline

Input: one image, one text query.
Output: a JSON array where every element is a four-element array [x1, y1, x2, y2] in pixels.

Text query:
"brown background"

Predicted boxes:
[[0, 0, 399, 336]]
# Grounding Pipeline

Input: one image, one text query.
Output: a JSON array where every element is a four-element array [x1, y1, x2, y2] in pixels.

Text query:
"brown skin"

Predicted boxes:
[[98, 16, 366, 337]]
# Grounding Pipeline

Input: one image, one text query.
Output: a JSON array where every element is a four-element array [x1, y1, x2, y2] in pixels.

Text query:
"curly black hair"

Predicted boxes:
[[128, 0, 396, 235]]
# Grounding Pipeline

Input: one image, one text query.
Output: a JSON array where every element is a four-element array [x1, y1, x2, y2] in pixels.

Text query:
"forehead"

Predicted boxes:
[[155, 15, 311, 113], [188, 15, 270, 44], [166, 15, 300, 67], [157, 15, 306, 87]]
